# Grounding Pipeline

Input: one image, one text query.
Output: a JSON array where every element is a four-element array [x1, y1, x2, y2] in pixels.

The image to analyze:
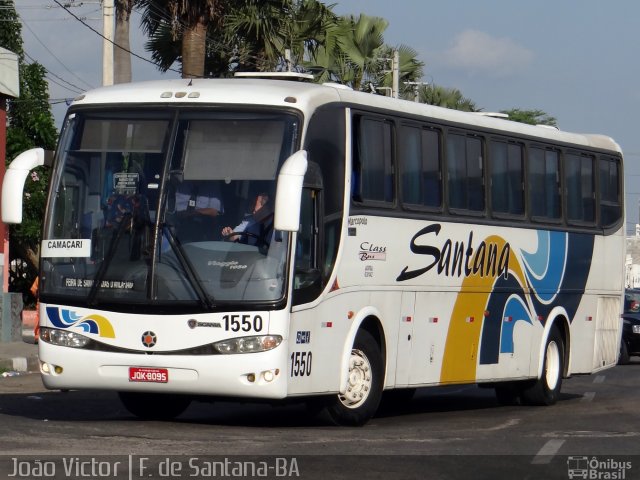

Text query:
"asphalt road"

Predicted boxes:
[[0, 360, 639, 480]]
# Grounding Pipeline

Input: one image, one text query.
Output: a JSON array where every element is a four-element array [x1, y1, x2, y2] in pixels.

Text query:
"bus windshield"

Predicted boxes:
[[41, 108, 299, 310]]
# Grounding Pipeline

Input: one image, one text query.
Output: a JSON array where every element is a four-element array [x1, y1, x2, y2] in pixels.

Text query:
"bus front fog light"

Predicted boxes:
[[263, 370, 274, 382], [632, 325, 640, 334], [40, 361, 63, 375]]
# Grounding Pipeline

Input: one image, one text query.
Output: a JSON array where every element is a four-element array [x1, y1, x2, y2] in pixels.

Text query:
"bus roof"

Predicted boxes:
[[71, 78, 622, 154]]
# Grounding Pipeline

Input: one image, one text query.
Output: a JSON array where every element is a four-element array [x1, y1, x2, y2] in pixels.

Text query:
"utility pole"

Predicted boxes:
[[102, 0, 114, 86], [284, 49, 292, 72], [404, 81, 429, 102], [392, 50, 400, 99]]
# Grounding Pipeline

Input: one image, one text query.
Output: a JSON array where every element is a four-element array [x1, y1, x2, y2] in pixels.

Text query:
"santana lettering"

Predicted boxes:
[[396, 223, 510, 282]]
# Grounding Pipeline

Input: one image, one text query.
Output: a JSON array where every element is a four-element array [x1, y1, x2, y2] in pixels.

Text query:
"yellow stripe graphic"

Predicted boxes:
[[439, 236, 527, 383]]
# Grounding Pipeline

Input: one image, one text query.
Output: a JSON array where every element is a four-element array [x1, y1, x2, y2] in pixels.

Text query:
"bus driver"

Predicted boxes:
[[221, 193, 273, 246]]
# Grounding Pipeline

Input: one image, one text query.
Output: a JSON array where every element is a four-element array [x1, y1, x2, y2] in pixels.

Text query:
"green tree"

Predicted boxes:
[[306, 13, 423, 94], [500, 108, 557, 127], [224, 0, 336, 73], [0, 0, 56, 304], [142, 0, 335, 77], [417, 84, 478, 111], [369, 44, 423, 98], [331, 14, 388, 90], [304, 13, 351, 84], [138, 0, 220, 78], [115, 0, 135, 84]]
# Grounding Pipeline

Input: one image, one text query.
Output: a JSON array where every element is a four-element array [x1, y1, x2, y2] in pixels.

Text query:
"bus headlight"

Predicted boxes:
[[40, 327, 91, 348], [213, 335, 282, 354], [633, 325, 640, 334]]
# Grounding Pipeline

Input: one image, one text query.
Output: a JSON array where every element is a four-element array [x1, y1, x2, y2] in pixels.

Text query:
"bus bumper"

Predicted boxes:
[[37, 341, 288, 399]]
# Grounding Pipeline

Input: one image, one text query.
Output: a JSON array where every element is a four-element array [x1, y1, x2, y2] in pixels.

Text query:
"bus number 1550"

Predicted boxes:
[[290, 351, 312, 377], [222, 314, 263, 332]]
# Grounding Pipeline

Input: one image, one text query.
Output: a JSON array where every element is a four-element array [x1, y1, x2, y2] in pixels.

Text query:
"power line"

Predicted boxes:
[[20, 14, 95, 90], [52, 0, 183, 75]]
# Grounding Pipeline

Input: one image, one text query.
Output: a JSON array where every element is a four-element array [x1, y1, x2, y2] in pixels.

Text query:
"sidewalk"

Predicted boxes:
[[0, 334, 39, 374]]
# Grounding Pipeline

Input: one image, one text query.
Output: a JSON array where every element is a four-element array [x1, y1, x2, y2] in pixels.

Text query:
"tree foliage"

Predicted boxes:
[[140, 0, 337, 76], [115, 0, 134, 83], [306, 13, 423, 94], [138, 0, 220, 78], [500, 108, 557, 127], [417, 84, 478, 111], [0, 0, 56, 305]]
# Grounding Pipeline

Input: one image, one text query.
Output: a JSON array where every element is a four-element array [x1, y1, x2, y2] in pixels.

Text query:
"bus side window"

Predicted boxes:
[[565, 153, 595, 225], [399, 125, 442, 209], [354, 117, 394, 204], [490, 140, 524, 216], [293, 188, 322, 305], [529, 147, 561, 220], [447, 133, 484, 212], [599, 156, 622, 229]]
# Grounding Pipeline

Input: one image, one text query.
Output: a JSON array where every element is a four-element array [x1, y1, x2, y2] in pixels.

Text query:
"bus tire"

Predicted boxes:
[[521, 325, 564, 406], [323, 330, 384, 426], [618, 340, 630, 365], [118, 392, 191, 420]]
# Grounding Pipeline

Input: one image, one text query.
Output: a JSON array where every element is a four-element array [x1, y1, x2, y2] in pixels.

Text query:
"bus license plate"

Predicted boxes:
[[129, 367, 168, 383]]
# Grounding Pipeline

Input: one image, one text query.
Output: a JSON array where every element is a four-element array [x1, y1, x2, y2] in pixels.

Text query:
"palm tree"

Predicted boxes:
[[138, 0, 220, 78], [336, 14, 387, 91], [224, 0, 335, 72], [370, 44, 423, 98], [142, 0, 334, 77], [305, 15, 353, 84], [114, 0, 134, 84], [418, 84, 478, 111], [500, 108, 557, 127], [306, 14, 423, 94]]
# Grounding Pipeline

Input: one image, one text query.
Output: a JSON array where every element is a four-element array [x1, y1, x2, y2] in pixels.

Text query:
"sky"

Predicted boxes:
[[13, 0, 640, 234]]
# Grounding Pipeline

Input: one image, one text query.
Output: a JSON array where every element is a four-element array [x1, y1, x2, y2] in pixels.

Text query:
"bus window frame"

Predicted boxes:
[[528, 144, 564, 226], [444, 129, 486, 218], [598, 154, 623, 232], [564, 150, 597, 228], [350, 112, 397, 210], [488, 137, 527, 223], [397, 121, 444, 214]]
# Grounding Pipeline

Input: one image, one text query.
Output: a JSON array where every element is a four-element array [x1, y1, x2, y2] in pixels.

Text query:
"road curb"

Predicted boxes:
[[0, 334, 39, 374], [0, 354, 39, 373]]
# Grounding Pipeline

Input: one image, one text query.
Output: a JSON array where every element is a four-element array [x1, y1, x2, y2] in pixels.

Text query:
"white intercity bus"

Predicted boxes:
[[2, 76, 624, 425]]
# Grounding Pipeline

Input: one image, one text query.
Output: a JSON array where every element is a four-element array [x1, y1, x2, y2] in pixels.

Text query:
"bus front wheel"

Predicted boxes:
[[521, 325, 564, 406], [322, 330, 384, 426]]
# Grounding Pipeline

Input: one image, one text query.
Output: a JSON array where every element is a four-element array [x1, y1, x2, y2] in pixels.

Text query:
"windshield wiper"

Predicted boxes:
[[87, 213, 131, 306], [161, 225, 214, 310]]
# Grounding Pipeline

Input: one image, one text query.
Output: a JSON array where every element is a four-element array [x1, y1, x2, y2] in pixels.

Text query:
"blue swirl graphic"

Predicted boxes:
[[500, 296, 533, 354], [522, 230, 567, 302]]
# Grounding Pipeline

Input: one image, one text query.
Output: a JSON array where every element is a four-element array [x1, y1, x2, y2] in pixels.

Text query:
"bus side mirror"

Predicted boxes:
[[2, 148, 46, 224], [274, 150, 308, 232]]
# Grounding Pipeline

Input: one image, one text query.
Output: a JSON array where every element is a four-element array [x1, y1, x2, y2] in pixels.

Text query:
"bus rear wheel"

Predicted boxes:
[[521, 325, 564, 406], [618, 340, 630, 365], [322, 330, 384, 426], [118, 392, 191, 420]]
